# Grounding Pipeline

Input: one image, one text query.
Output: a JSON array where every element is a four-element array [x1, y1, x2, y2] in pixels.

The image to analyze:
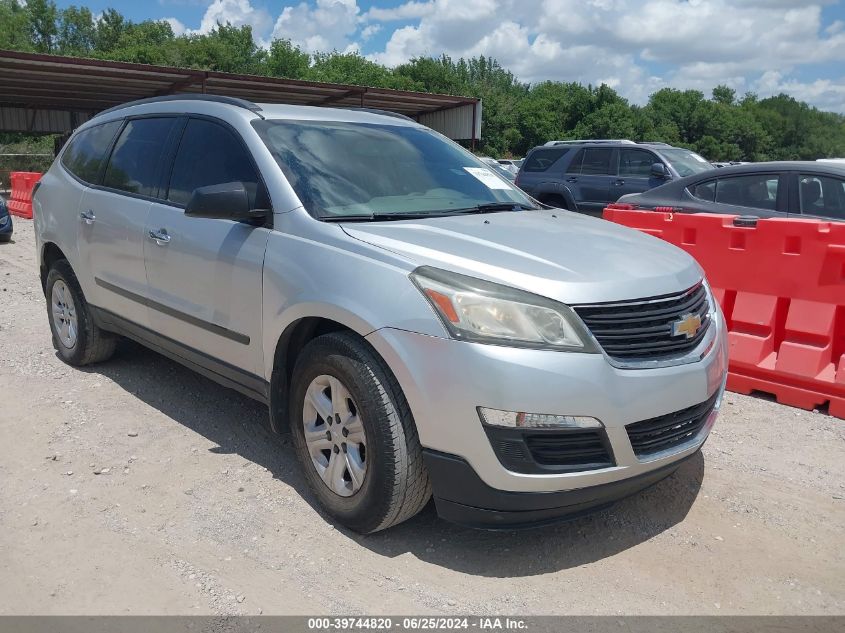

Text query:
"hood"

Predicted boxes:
[[341, 210, 702, 304]]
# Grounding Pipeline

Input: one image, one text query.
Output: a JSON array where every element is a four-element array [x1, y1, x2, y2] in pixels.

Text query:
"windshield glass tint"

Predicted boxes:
[[253, 119, 532, 217], [660, 149, 713, 177]]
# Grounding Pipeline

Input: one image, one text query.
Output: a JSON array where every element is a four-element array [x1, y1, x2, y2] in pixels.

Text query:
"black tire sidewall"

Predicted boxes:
[[45, 261, 94, 365], [289, 335, 403, 532]]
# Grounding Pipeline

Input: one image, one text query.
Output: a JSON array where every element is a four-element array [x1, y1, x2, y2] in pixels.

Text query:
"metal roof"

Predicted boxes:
[[0, 49, 481, 141]]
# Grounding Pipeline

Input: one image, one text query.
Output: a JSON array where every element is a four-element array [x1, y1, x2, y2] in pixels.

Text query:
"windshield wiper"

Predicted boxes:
[[450, 202, 538, 214], [319, 212, 451, 222], [318, 203, 538, 222]]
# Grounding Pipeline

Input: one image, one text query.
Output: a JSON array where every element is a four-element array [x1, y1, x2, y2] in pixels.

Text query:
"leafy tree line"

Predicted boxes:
[[2, 0, 844, 160]]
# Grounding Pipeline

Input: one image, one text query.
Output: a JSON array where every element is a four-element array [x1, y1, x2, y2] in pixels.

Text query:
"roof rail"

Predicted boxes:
[[544, 139, 636, 146], [346, 107, 416, 122], [637, 141, 671, 146], [98, 94, 264, 117]]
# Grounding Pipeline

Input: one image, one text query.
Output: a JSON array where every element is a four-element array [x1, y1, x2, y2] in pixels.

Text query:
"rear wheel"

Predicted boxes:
[[289, 332, 431, 533], [46, 260, 116, 366]]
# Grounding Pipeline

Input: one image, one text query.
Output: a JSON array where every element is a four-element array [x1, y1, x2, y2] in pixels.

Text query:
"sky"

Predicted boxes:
[[56, 0, 845, 112]]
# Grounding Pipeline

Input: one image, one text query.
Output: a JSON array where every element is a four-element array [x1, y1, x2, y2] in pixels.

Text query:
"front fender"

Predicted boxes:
[[260, 228, 447, 380]]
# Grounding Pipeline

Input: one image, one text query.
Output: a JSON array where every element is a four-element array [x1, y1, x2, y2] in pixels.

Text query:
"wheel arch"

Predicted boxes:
[[268, 315, 385, 434], [40, 242, 69, 295], [534, 183, 576, 210]]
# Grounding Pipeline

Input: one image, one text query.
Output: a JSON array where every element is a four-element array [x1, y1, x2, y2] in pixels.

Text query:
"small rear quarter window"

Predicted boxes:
[[689, 180, 716, 202]]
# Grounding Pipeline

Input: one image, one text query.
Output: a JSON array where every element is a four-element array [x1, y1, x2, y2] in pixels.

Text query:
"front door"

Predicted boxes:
[[143, 117, 271, 377], [613, 148, 663, 201]]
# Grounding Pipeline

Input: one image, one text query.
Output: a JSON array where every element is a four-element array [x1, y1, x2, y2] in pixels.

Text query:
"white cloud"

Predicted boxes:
[[164, 0, 845, 112], [272, 0, 362, 53], [365, 1, 436, 22], [162, 17, 186, 36], [753, 70, 845, 112], [366, 0, 845, 111], [360, 24, 382, 41], [190, 0, 273, 39]]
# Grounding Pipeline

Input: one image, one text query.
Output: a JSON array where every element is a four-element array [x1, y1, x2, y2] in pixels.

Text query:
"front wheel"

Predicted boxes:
[[289, 332, 431, 533]]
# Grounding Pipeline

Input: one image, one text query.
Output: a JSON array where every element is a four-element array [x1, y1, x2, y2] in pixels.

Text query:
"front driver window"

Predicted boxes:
[[167, 118, 266, 209]]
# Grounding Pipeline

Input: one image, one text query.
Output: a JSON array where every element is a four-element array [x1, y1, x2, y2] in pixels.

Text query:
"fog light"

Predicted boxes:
[[478, 407, 603, 429]]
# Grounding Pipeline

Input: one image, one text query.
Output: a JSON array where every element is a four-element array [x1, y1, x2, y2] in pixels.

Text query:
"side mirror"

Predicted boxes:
[[651, 162, 669, 179], [184, 182, 267, 221]]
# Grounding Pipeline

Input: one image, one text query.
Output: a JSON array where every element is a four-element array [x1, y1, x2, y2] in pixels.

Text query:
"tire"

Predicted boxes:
[[45, 259, 117, 366], [289, 332, 431, 533]]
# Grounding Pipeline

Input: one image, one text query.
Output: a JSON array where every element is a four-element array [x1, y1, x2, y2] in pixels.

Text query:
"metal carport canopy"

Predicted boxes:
[[0, 49, 481, 142]]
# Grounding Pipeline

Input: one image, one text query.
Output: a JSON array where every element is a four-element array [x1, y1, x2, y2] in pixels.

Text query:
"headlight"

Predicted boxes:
[[410, 266, 597, 352]]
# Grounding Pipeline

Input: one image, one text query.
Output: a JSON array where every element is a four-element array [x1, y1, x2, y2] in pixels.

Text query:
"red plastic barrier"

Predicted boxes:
[[603, 208, 845, 418], [7, 171, 42, 219]]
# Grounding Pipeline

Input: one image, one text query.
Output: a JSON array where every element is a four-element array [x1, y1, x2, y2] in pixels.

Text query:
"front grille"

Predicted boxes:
[[486, 427, 614, 474], [573, 284, 711, 361], [626, 391, 720, 458]]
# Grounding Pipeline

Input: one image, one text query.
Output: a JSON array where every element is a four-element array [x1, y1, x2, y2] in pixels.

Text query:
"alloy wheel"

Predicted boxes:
[[51, 280, 78, 349], [302, 374, 367, 497]]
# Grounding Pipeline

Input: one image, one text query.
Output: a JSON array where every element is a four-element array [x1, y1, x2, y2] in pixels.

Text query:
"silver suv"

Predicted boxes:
[[34, 96, 728, 532]]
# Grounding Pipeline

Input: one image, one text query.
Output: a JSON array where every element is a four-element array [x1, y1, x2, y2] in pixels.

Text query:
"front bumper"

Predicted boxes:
[[365, 307, 728, 506], [423, 448, 698, 529]]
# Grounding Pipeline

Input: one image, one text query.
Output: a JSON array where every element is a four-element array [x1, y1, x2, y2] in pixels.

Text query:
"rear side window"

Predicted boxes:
[[102, 118, 177, 197], [522, 148, 570, 172], [619, 149, 657, 177], [61, 121, 121, 184], [167, 118, 266, 208], [580, 148, 613, 175], [799, 174, 845, 219], [689, 180, 716, 202], [714, 174, 779, 210]]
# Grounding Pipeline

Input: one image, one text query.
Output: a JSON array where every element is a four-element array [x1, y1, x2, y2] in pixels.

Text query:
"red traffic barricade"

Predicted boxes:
[[603, 207, 845, 419], [7, 171, 42, 219]]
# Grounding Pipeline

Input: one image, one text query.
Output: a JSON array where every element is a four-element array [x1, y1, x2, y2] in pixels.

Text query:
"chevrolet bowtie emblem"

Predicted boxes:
[[672, 313, 702, 339]]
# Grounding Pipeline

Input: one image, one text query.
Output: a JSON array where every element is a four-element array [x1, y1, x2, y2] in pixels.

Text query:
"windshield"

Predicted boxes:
[[253, 119, 534, 218], [660, 148, 714, 177]]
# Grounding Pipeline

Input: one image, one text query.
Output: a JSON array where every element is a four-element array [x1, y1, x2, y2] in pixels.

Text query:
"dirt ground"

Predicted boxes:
[[0, 218, 843, 616]]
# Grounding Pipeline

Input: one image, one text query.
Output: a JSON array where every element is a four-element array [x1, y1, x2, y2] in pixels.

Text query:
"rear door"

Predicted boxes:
[[77, 116, 179, 323], [614, 148, 662, 200], [571, 147, 613, 216], [143, 116, 272, 377]]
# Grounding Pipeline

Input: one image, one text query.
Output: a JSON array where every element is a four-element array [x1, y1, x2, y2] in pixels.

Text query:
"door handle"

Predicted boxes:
[[613, 179, 625, 186], [148, 229, 171, 245], [566, 177, 578, 183], [79, 210, 96, 224]]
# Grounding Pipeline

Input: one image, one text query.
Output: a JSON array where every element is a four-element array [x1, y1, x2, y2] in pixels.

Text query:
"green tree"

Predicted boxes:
[[57, 5, 96, 55], [179, 24, 264, 74], [0, 0, 33, 52], [26, 0, 58, 53], [712, 85, 736, 106], [264, 39, 311, 79], [93, 8, 128, 54], [308, 51, 397, 87]]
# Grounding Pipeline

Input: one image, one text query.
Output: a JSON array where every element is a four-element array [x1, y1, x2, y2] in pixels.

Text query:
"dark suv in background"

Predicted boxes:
[[516, 140, 714, 216]]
